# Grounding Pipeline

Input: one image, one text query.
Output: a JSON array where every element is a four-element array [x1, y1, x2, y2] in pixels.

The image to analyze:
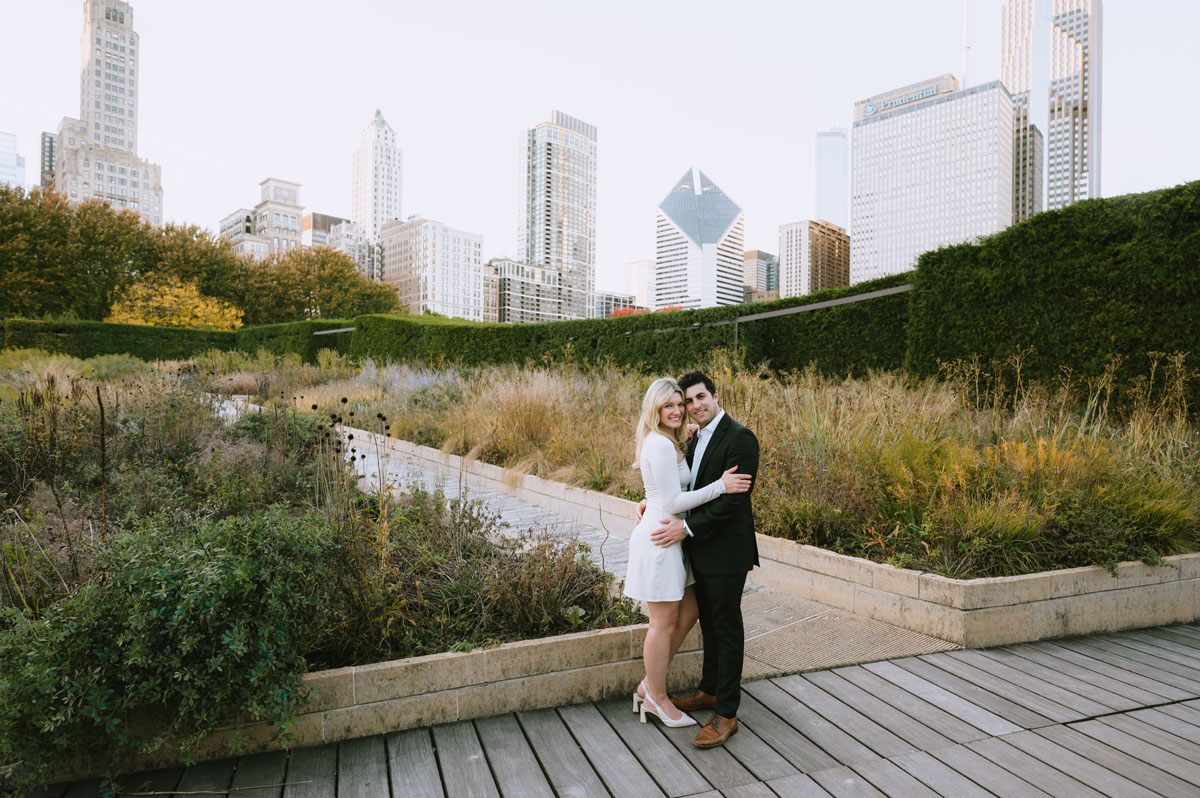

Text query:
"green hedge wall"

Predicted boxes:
[[348, 274, 912, 374], [234, 319, 354, 362], [907, 180, 1200, 403], [3, 318, 236, 360]]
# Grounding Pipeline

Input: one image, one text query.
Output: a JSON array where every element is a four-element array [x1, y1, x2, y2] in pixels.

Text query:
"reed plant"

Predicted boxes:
[[220, 349, 1199, 579]]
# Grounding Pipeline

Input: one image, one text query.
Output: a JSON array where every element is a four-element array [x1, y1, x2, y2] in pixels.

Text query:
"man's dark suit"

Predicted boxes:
[[684, 412, 759, 718]]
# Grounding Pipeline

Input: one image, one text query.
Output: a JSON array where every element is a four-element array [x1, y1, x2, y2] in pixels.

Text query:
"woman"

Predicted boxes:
[[625, 377, 751, 727]]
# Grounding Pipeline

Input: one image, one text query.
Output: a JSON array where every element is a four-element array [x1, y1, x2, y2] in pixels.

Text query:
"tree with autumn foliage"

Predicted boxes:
[[106, 275, 243, 330], [236, 248, 400, 326]]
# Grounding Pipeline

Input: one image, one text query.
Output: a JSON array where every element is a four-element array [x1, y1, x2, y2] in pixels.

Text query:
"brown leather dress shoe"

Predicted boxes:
[[671, 690, 717, 712], [692, 713, 739, 748]]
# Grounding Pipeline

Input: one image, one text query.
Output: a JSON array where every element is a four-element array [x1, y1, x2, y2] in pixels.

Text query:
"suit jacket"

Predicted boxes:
[[683, 412, 760, 575]]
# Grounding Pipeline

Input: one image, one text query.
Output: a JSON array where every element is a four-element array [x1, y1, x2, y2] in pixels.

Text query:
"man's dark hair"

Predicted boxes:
[[678, 371, 716, 396]]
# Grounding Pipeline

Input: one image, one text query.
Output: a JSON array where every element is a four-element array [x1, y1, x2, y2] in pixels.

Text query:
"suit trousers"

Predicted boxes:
[[693, 569, 748, 718]]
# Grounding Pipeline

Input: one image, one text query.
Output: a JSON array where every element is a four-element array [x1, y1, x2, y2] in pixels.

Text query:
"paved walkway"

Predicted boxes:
[[45, 623, 1200, 796]]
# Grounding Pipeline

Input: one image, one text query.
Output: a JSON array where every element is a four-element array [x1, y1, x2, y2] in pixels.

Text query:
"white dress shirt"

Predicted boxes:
[[684, 409, 725, 537]]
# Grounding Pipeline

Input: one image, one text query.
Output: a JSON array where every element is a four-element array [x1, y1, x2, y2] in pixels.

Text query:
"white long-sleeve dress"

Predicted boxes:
[[623, 432, 726, 602]]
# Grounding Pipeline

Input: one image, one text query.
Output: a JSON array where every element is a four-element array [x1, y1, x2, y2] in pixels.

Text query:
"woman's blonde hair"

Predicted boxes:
[[633, 377, 686, 467]]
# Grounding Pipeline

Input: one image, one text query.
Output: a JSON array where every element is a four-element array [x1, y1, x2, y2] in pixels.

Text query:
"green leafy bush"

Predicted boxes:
[[0, 508, 336, 791]]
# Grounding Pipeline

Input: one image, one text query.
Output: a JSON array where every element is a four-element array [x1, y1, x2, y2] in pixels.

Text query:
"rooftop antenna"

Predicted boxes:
[[962, 0, 971, 88]]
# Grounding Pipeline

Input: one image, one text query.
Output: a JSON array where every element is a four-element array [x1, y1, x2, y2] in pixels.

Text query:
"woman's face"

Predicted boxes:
[[659, 392, 685, 429]]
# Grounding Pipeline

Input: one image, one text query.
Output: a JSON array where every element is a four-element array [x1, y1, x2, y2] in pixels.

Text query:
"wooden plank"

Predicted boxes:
[[809, 765, 887, 797], [888, 656, 1055, 729], [175, 758, 236, 793], [999, 642, 1181, 705], [473, 715, 554, 798], [860, 660, 1021, 737], [916, 653, 1084, 723], [963, 736, 1105, 798], [1035, 639, 1196, 699], [386, 728, 445, 798], [1144, 627, 1200, 651], [557, 703, 664, 797], [930, 743, 1054, 797], [733, 691, 840, 773], [1119, 629, 1200, 667], [229, 751, 287, 798], [773, 675, 916, 759], [1065, 719, 1200, 791], [1005, 728, 1162, 798], [112, 768, 183, 795], [431, 722, 501, 798], [804, 670, 955, 752], [719, 784, 778, 798], [1101, 711, 1200, 762], [652, 713, 758, 791], [763, 773, 833, 797], [282, 744, 337, 798], [686, 709, 799, 783], [830, 665, 988, 744], [1161, 624, 1200, 642], [1155, 702, 1200, 730], [1063, 637, 1200, 691], [29, 783, 69, 798], [596, 699, 712, 798], [1039, 723, 1200, 798], [968, 647, 1140, 712], [849, 758, 940, 798], [516, 708, 608, 798], [889, 751, 995, 798], [60, 780, 102, 798], [743, 680, 879, 767]]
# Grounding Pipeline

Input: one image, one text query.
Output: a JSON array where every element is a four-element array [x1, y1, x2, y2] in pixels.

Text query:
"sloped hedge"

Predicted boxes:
[[348, 273, 912, 375], [235, 319, 354, 362], [907, 180, 1200, 404]]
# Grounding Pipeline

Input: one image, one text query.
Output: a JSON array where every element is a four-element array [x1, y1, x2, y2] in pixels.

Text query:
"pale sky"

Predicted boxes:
[[5, 1, 1199, 292]]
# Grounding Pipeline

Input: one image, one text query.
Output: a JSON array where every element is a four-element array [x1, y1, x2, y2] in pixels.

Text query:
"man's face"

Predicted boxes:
[[684, 383, 720, 427]]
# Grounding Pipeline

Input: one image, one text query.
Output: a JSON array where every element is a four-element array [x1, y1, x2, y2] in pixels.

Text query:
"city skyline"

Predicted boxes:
[[4, 1, 1199, 295]]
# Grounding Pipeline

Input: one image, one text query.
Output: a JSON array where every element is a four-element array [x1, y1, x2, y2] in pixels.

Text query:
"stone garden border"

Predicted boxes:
[[379, 431, 1200, 649]]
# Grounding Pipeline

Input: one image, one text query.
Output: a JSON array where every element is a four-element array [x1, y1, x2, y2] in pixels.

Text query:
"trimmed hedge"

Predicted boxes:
[[907, 180, 1200, 404], [2, 318, 235, 360], [348, 274, 912, 375], [235, 319, 354, 362]]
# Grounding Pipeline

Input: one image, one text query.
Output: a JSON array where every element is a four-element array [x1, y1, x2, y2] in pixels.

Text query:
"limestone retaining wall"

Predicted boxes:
[[381, 432, 1200, 649]]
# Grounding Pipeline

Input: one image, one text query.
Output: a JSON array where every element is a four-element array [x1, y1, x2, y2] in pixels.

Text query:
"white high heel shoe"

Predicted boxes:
[[640, 692, 698, 728], [632, 679, 647, 713]]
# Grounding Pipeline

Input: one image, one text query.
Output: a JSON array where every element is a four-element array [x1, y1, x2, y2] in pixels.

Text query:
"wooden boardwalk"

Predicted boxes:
[[42, 623, 1200, 797]]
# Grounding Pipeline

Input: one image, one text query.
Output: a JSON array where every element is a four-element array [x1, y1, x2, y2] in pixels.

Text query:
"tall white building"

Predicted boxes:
[[621, 259, 653, 309], [779, 220, 850, 298], [1002, 0, 1102, 217], [519, 110, 597, 320], [380, 218, 484, 321], [53, 0, 163, 225], [814, 129, 849, 231], [850, 75, 1014, 283], [654, 169, 744, 310], [329, 221, 379, 281], [352, 110, 402, 240], [0, 132, 25, 189], [484, 258, 569, 324]]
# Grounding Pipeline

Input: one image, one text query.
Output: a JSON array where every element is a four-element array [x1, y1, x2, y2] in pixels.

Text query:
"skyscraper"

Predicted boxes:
[[742, 250, 777, 293], [0, 133, 25, 190], [654, 169, 744, 310], [40, 132, 56, 189], [53, 1, 163, 224], [850, 75, 1014, 283], [779, 220, 849, 298], [1002, 0, 1102, 218], [814, 129, 849, 231], [519, 111, 597, 320], [352, 110, 402, 240], [621, 259, 653, 309]]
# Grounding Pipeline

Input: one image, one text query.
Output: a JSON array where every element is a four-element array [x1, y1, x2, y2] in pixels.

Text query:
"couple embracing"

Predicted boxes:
[[626, 371, 758, 749]]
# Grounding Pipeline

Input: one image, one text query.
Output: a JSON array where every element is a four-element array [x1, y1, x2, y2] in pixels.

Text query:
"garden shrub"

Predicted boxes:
[[0, 508, 336, 791]]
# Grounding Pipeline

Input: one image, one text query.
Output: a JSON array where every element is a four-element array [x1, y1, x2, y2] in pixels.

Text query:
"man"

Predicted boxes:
[[648, 370, 759, 748]]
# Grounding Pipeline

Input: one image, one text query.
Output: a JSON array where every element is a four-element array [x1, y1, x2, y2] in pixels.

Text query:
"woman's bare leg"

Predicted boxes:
[[643, 599, 684, 720]]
